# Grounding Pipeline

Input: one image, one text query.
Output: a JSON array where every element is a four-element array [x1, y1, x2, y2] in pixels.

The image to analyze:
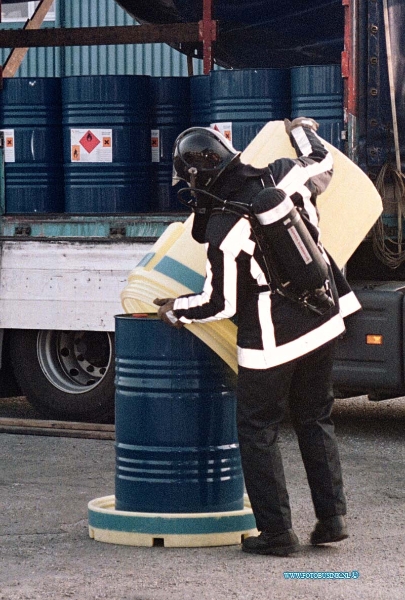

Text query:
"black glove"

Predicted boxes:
[[153, 298, 184, 329], [284, 117, 319, 136]]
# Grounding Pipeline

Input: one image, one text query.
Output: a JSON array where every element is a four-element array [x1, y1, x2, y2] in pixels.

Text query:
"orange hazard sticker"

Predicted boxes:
[[72, 145, 81, 161], [103, 136, 111, 147], [151, 136, 159, 148], [6, 137, 13, 147]]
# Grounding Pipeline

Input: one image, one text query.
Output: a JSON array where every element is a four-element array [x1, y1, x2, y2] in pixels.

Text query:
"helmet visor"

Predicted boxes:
[[172, 127, 239, 189]]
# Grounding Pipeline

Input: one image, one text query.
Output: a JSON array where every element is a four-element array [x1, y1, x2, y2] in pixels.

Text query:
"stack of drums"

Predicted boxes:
[[210, 68, 291, 151], [0, 68, 344, 216], [0, 77, 64, 214], [150, 77, 190, 212], [114, 315, 244, 514], [291, 65, 344, 150], [62, 75, 151, 213]]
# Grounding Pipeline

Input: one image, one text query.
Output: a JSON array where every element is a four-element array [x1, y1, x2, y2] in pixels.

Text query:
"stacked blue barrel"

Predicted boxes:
[[0, 77, 64, 214], [291, 65, 344, 150], [210, 68, 291, 152], [150, 77, 190, 212], [190, 74, 211, 127], [62, 75, 151, 213]]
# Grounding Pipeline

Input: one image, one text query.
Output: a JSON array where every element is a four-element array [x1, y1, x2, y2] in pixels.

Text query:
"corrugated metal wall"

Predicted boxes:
[[0, 0, 206, 77], [0, 21, 61, 77]]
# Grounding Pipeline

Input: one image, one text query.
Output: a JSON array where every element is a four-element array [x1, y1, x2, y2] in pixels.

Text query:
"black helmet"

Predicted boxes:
[[172, 127, 240, 190]]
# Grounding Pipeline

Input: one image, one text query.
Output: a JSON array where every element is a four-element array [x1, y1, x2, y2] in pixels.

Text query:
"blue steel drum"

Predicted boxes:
[[291, 65, 344, 149], [190, 74, 211, 127], [150, 77, 190, 212], [62, 75, 151, 213], [114, 315, 243, 514], [0, 78, 64, 214], [210, 68, 291, 152]]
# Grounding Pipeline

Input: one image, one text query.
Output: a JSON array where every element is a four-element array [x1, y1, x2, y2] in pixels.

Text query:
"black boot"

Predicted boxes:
[[242, 529, 300, 556], [310, 515, 348, 545]]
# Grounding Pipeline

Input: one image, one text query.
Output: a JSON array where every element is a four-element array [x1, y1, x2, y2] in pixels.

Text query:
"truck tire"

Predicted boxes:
[[9, 329, 115, 422]]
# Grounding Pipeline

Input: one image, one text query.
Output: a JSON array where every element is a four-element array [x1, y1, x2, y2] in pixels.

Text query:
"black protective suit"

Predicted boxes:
[[170, 124, 361, 534]]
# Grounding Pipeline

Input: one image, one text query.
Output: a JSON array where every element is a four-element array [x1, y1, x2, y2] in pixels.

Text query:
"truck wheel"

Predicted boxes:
[[9, 329, 115, 422]]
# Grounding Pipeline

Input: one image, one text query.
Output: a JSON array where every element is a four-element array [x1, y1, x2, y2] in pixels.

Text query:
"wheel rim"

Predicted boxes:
[[37, 330, 113, 394]]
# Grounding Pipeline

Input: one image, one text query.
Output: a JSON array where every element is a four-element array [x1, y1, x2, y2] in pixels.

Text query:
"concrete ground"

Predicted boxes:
[[0, 396, 404, 600]]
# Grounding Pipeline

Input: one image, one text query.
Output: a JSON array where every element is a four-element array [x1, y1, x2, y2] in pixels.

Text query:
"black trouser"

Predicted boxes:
[[237, 340, 346, 534]]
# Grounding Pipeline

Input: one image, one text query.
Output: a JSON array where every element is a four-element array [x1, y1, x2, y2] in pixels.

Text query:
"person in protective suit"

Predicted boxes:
[[154, 118, 361, 556]]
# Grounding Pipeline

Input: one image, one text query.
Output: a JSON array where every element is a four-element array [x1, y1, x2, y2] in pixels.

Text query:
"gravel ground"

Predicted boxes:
[[0, 395, 404, 600]]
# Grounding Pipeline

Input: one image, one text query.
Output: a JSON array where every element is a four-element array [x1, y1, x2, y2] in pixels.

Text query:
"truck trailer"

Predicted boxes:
[[0, 0, 404, 420]]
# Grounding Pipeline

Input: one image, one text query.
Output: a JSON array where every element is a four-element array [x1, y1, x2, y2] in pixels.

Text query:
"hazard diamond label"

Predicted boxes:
[[79, 130, 100, 153], [151, 129, 160, 163], [70, 129, 113, 162], [210, 122, 233, 143], [1, 129, 15, 162]]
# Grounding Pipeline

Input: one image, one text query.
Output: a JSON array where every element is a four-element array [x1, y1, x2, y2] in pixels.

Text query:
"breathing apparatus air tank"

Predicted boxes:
[[251, 187, 334, 314]]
